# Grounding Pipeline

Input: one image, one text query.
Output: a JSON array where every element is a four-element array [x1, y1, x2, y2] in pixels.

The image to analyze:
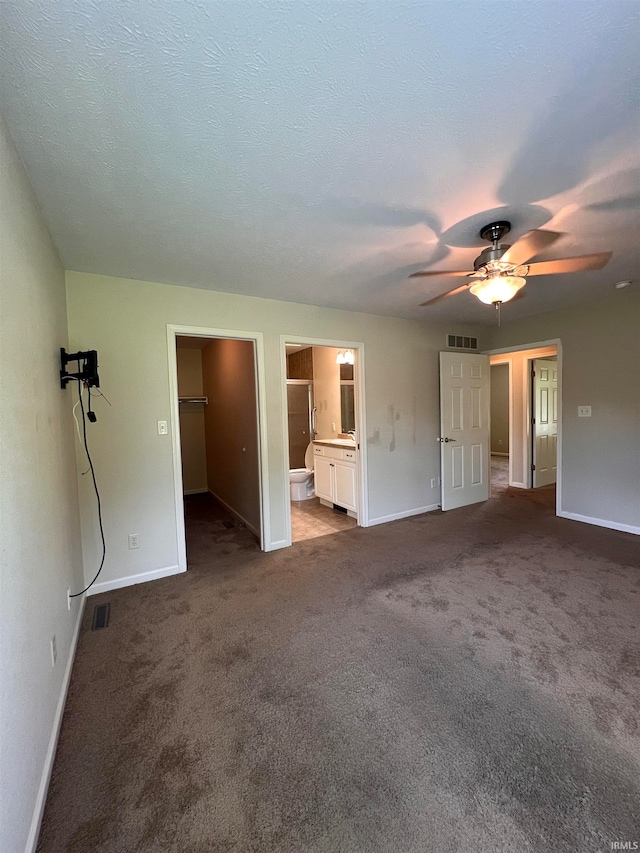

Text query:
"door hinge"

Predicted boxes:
[[531, 464, 536, 471], [531, 417, 535, 424], [531, 368, 535, 378]]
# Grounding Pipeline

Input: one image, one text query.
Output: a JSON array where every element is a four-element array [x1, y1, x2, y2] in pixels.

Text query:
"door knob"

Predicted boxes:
[[439, 437, 457, 443]]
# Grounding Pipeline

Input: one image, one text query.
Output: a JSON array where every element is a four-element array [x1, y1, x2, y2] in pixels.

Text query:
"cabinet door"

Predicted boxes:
[[314, 457, 333, 501], [333, 460, 357, 511]]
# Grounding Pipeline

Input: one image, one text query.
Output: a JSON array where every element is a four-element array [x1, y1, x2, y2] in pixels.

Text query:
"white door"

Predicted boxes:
[[439, 351, 490, 510], [532, 359, 558, 487]]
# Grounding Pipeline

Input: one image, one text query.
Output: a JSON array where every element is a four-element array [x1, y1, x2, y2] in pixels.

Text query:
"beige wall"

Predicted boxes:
[[0, 115, 84, 852], [65, 271, 478, 589], [202, 339, 261, 536], [485, 290, 640, 531], [490, 363, 509, 454], [176, 348, 207, 494], [313, 346, 342, 439]]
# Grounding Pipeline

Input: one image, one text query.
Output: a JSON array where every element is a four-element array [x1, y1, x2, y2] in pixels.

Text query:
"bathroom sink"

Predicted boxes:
[[313, 438, 356, 446]]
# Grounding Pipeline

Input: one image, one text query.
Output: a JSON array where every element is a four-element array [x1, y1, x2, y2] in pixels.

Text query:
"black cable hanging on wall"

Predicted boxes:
[[60, 349, 106, 597]]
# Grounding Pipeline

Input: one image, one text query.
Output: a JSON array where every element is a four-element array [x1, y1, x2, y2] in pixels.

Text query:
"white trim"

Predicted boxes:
[[489, 357, 514, 486], [167, 327, 188, 573], [25, 598, 85, 853], [510, 481, 528, 489], [558, 511, 640, 536], [208, 489, 260, 538], [279, 336, 369, 544], [368, 504, 440, 526], [269, 539, 290, 551], [86, 563, 184, 596], [167, 324, 274, 556], [183, 488, 208, 496], [491, 452, 509, 457], [484, 339, 560, 355]]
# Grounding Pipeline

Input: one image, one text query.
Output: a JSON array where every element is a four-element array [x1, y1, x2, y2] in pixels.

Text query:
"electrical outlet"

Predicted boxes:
[[129, 533, 139, 550], [67, 588, 71, 610], [430, 478, 436, 489], [578, 405, 592, 418], [50, 636, 57, 667], [157, 420, 168, 435]]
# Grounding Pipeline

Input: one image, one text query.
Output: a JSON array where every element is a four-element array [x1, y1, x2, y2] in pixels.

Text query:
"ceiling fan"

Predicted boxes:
[[411, 220, 612, 319]]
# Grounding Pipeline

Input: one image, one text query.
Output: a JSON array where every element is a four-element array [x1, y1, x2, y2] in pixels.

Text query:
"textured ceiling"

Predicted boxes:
[[1, 0, 638, 325]]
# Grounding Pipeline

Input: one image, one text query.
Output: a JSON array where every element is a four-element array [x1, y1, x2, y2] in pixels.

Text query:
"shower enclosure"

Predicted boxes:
[[286, 381, 314, 469]]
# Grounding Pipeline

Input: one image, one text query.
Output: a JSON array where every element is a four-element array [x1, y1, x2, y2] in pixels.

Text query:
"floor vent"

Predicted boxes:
[[447, 334, 478, 350], [91, 602, 110, 631], [332, 504, 348, 514], [222, 520, 235, 529]]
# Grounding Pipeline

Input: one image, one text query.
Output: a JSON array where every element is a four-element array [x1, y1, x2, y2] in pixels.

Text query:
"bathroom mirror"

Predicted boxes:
[[340, 363, 355, 433]]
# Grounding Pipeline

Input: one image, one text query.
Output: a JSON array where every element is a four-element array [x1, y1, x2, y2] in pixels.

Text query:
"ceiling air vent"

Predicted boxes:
[[447, 334, 478, 350]]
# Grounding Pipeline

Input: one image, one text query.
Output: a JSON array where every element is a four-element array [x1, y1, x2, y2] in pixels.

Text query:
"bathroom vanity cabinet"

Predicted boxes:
[[312, 442, 357, 513]]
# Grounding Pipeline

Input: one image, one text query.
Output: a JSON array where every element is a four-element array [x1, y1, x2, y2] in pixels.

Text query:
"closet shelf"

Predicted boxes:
[[178, 396, 208, 405]]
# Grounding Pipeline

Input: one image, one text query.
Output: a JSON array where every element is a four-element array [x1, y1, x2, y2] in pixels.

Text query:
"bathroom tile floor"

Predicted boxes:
[[290, 497, 357, 542]]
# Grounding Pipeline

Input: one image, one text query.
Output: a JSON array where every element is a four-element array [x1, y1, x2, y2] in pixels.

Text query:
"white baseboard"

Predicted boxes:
[[266, 538, 289, 551], [86, 563, 185, 596], [25, 598, 85, 853], [183, 488, 208, 496], [558, 510, 640, 536], [509, 481, 528, 489], [491, 452, 509, 457], [208, 489, 260, 538], [367, 503, 440, 527]]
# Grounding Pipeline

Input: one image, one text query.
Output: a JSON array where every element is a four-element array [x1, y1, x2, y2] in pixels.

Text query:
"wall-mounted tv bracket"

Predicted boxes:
[[60, 348, 100, 390]]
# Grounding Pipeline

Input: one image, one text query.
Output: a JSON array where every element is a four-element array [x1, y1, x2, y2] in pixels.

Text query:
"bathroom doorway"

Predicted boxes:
[[168, 325, 272, 574], [282, 338, 367, 544]]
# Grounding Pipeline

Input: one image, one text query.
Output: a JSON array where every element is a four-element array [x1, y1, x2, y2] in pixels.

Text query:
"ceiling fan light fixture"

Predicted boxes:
[[469, 274, 526, 305]]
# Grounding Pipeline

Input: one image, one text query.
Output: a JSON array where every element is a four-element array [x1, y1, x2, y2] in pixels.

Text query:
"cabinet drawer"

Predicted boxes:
[[323, 445, 344, 460], [313, 445, 325, 456], [343, 449, 356, 461]]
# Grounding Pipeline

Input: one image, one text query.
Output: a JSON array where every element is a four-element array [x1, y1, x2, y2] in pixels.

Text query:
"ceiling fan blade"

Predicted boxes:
[[420, 283, 471, 306], [409, 269, 473, 279], [500, 229, 562, 266], [526, 252, 612, 276]]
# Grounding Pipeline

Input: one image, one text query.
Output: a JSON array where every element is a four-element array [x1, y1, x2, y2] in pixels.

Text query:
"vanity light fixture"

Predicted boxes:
[[336, 350, 354, 365]]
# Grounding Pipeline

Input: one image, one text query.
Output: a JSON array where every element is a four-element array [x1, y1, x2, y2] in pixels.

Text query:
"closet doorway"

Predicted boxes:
[[168, 326, 271, 574]]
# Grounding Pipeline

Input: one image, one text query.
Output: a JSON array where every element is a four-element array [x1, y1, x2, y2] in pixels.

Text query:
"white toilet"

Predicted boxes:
[[289, 443, 315, 501]]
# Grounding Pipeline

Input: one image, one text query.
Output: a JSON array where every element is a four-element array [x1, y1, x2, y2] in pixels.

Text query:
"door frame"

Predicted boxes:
[[167, 324, 273, 573], [489, 358, 514, 490], [485, 338, 562, 514], [279, 335, 369, 546]]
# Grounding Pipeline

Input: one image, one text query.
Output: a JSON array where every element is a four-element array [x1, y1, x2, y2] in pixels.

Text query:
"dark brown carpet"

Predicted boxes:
[[37, 488, 640, 852]]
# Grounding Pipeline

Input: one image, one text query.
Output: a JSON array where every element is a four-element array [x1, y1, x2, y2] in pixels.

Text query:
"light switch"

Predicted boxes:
[[578, 406, 592, 418], [157, 420, 168, 434]]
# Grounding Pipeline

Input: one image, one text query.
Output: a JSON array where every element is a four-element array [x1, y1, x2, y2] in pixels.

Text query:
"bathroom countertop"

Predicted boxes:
[[313, 439, 357, 449]]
